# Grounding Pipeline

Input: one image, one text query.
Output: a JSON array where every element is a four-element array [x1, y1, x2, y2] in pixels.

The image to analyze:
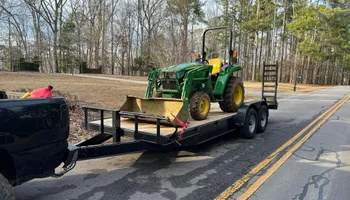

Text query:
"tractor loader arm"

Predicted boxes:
[[180, 66, 213, 100], [145, 69, 161, 98]]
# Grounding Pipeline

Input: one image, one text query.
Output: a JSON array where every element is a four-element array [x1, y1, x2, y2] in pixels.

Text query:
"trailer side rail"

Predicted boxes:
[[82, 107, 178, 145]]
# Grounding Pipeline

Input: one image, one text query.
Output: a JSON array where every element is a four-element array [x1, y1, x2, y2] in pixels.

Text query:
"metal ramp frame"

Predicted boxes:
[[262, 62, 278, 109]]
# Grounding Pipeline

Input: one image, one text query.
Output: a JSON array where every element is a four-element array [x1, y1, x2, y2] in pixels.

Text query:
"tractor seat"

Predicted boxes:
[[208, 58, 222, 75]]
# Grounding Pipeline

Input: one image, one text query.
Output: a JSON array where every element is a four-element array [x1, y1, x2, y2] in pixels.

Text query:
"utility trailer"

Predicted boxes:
[[73, 27, 279, 161], [76, 94, 277, 161]]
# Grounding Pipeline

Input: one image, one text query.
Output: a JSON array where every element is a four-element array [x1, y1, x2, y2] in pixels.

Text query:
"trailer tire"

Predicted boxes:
[[190, 92, 211, 120], [219, 77, 245, 113], [240, 108, 258, 139], [257, 105, 268, 133], [0, 174, 15, 200]]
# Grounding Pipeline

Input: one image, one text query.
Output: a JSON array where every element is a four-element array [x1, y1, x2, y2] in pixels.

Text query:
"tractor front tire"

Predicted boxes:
[[190, 92, 211, 120], [219, 76, 245, 113]]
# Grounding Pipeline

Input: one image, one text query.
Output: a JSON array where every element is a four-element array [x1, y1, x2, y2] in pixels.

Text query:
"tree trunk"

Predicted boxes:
[[324, 59, 330, 85], [136, 0, 141, 60], [8, 17, 12, 71], [252, 31, 258, 81], [271, 0, 277, 62], [246, 34, 251, 80], [95, 39, 100, 69], [182, 9, 189, 62], [128, 11, 132, 75], [48, 34, 53, 73], [78, 22, 82, 73], [331, 59, 336, 85], [301, 55, 305, 78], [101, 0, 106, 74], [279, 0, 287, 82], [111, 9, 114, 75], [290, 43, 299, 83], [304, 56, 311, 84], [340, 66, 344, 85], [258, 30, 264, 77], [53, 30, 59, 73], [121, 52, 125, 75], [59, 2, 64, 72], [35, 13, 41, 72], [95, 1, 102, 69], [312, 65, 319, 85], [89, 24, 93, 68], [266, 31, 271, 62], [252, 0, 261, 81]]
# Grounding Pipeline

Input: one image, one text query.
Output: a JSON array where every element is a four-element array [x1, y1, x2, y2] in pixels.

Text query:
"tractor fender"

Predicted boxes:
[[213, 66, 242, 95], [234, 100, 269, 126]]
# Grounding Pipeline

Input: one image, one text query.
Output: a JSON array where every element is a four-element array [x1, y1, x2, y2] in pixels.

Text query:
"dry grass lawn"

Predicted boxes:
[[1, 72, 330, 108], [0, 72, 331, 143], [1, 72, 145, 109], [88, 73, 330, 93]]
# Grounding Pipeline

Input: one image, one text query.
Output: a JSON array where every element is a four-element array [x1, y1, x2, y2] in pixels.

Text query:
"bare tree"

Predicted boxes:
[[25, 0, 68, 72]]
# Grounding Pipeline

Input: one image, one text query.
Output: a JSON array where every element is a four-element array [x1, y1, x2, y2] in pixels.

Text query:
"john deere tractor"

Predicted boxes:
[[121, 27, 244, 124]]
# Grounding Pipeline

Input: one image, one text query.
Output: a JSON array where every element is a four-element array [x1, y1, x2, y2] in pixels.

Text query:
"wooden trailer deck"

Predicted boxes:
[[89, 110, 236, 136]]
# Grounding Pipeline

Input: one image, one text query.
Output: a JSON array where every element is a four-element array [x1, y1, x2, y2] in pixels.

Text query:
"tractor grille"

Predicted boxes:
[[161, 79, 177, 90]]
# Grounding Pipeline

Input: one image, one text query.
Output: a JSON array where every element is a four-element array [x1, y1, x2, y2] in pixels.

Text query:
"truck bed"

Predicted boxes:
[[89, 110, 236, 136]]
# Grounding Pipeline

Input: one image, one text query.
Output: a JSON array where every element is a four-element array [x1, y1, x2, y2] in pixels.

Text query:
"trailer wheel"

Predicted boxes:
[[240, 108, 258, 139], [0, 174, 15, 200], [190, 92, 211, 120], [257, 105, 268, 133], [219, 77, 245, 113]]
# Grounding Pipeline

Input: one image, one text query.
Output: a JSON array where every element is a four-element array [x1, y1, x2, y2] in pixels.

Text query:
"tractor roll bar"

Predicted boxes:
[[201, 26, 234, 65]]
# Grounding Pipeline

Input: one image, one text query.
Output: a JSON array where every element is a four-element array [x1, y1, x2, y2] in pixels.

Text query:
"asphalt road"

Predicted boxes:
[[247, 91, 350, 200], [14, 86, 350, 200]]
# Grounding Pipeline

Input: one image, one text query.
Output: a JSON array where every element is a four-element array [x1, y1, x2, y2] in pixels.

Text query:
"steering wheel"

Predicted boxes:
[[195, 57, 209, 64]]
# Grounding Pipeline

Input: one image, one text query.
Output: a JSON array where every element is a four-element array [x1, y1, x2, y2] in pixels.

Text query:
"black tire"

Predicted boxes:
[[190, 92, 211, 120], [257, 105, 268, 133], [0, 174, 15, 200], [219, 76, 245, 113], [240, 108, 258, 139]]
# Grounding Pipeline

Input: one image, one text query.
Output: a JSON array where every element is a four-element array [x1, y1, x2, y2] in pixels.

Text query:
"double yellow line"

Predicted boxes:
[[215, 94, 350, 200]]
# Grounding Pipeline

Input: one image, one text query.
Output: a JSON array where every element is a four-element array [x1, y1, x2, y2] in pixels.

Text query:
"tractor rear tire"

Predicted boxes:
[[219, 76, 245, 112], [190, 92, 211, 120], [0, 174, 15, 200]]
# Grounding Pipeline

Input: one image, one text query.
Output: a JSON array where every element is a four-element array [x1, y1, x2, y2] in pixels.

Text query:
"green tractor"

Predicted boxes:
[[121, 27, 245, 125]]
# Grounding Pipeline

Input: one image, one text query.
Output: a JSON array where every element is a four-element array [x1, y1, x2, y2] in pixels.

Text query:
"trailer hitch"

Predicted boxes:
[[52, 145, 79, 178]]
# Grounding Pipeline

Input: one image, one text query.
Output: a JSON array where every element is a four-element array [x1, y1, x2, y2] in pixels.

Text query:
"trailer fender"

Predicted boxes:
[[234, 100, 269, 126]]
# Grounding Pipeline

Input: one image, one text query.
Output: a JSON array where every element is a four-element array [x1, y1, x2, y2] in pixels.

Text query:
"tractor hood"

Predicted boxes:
[[161, 62, 204, 73]]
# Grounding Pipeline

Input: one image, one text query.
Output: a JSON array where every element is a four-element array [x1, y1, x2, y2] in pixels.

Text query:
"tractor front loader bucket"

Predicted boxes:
[[120, 96, 189, 126]]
